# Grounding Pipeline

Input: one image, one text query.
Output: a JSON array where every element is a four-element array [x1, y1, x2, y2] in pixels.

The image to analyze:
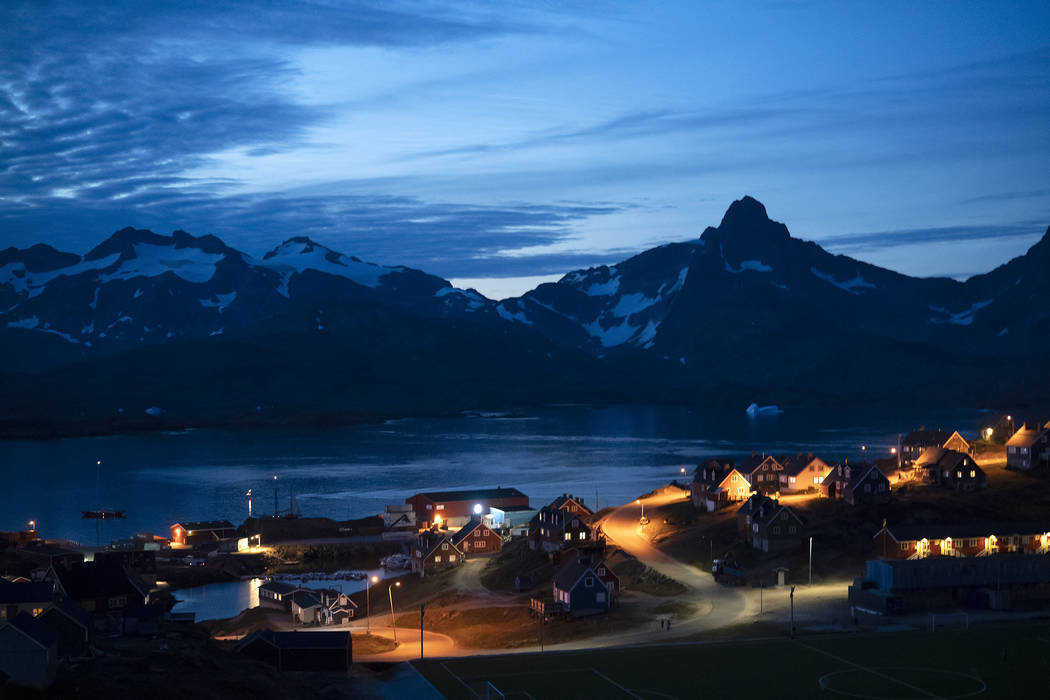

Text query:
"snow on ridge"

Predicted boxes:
[[810, 267, 876, 294], [7, 316, 39, 330], [929, 299, 993, 326], [659, 267, 689, 296], [7, 316, 80, 344], [99, 244, 222, 285], [725, 258, 773, 274], [571, 269, 620, 297], [496, 303, 531, 325], [435, 286, 488, 310], [1, 253, 121, 298], [259, 243, 392, 297], [199, 291, 238, 311]]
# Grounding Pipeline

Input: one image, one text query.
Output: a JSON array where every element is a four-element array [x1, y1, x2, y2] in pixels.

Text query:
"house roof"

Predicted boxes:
[[237, 628, 350, 651], [5, 611, 58, 649], [51, 561, 148, 601], [39, 599, 92, 632], [0, 579, 53, 604], [259, 580, 298, 595], [553, 559, 604, 593], [450, 519, 486, 546], [915, 447, 977, 471], [879, 521, 1050, 542], [1006, 425, 1049, 448], [738, 493, 776, 517], [413, 487, 527, 503], [417, 530, 460, 559], [755, 505, 803, 528], [902, 429, 952, 447], [289, 590, 322, 609], [548, 494, 593, 514], [781, 455, 828, 477], [173, 520, 235, 531]]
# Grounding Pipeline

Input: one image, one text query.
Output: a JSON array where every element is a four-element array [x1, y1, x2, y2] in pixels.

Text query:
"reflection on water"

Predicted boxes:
[[171, 569, 388, 621], [0, 404, 985, 543]]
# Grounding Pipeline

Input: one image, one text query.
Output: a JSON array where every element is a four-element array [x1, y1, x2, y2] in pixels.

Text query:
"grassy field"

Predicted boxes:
[[416, 621, 1050, 699]]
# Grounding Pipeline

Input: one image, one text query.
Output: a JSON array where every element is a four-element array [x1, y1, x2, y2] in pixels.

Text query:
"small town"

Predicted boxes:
[[2, 416, 1049, 697]]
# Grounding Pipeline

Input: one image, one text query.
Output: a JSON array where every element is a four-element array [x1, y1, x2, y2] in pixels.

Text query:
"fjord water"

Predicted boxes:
[[2, 404, 984, 544]]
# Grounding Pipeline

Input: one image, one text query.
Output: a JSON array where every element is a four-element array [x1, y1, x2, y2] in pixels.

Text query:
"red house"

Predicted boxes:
[[406, 487, 529, 529], [874, 522, 1050, 559], [169, 520, 236, 547], [450, 519, 503, 556]]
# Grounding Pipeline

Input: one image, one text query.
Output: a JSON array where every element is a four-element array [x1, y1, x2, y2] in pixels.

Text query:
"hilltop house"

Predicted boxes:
[[821, 463, 890, 505], [450, 518, 503, 556], [411, 530, 464, 576], [691, 459, 752, 511], [531, 556, 613, 618], [737, 493, 777, 540], [779, 454, 832, 493], [1006, 424, 1050, 470], [548, 494, 593, 517], [873, 521, 1050, 559], [169, 520, 236, 547], [913, 448, 986, 490], [405, 487, 529, 529], [528, 506, 592, 553], [738, 455, 787, 495], [738, 495, 805, 552], [901, 428, 970, 464]]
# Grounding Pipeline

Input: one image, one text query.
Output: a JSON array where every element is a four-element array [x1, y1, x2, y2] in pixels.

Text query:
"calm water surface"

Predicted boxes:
[[1, 404, 988, 544]]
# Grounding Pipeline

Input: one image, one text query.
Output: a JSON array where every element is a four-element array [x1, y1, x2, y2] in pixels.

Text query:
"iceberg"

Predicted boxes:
[[746, 403, 782, 417]]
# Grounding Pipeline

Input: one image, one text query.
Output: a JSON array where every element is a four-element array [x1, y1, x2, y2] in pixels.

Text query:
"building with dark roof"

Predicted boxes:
[[450, 519, 503, 556], [1006, 424, 1050, 470], [411, 530, 464, 576], [36, 600, 91, 659], [259, 580, 298, 610], [901, 428, 953, 463], [913, 447, 986, 490], [170, 520, 236, 547], [691, 459, 751, 511], [821, 463, 890, 505], [46, 560, 150, 633], [236, 629, 351, 672], [0, 611, 58, 689], [406, 487, 529, 529], [0, 580, 54, 621], [550, 557, 612, 617]]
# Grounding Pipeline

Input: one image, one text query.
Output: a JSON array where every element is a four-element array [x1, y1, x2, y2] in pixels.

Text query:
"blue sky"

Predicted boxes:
[[2, 1, 1048, 298]]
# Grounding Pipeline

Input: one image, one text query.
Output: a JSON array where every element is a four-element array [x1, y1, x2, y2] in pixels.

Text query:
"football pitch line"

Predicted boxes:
[[798, 640, 946, 700], [439, 662, 658, 700]]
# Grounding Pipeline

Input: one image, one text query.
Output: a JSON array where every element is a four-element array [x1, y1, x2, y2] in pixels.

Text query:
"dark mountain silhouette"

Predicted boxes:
[[1, 197, 1047, 437]]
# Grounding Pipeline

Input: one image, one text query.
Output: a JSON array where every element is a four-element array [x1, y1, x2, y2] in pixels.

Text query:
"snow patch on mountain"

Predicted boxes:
[[810, 267, 876, 294], [435, 286, 487, 310], [496, 303, 531, 325], [100, 244, 223, 284], [725, 259, 773, 274], [200, 292, 238, 311], [929, 299, 993, 326], [1, 253, 121, 298], [260, 239, 392, 297]]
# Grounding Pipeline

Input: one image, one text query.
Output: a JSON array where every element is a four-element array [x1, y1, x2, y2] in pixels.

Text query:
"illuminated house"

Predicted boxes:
[[778, 454, 832, 493], [169, 520, 236, 547], [691, 459, 752, 511], [548, 493, 593, 517], [738, 454, 786, 495], [405, 487, 529, 529], [912, 448, 986, 490], [873, 522, 1050, 559], [411, 530, 464, 576], [532, 556, 613, 618], [1006, 423, 1050, 470], [820, 463, 890, 505], [0, 580, 54, 622], [259, 580, 298, 610], [900, 428, 970, 464], [528, 506, 592, 553], [450, 518, 503, 556]]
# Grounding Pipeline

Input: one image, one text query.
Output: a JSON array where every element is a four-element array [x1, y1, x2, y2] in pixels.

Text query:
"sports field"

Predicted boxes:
[[415, 621, 1050, 699]]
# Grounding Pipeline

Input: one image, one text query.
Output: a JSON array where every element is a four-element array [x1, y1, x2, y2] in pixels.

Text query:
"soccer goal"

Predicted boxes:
[[929, 611, 969, 631]]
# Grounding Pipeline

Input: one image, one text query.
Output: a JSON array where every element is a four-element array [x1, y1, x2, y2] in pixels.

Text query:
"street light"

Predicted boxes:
[[985, 427, 994, 440], [273, 475, 279, 518], [366, 575, 379, 633], [27, 520, 35, 532], [388, 581, 402, 642], [635, 499, 644, 520]]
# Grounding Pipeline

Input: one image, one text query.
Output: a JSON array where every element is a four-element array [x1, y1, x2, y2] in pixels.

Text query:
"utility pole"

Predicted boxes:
[[789, 586, 796, 639], [420, 604, 425, 659], [809, 536, 813, 586], [273, 475, 279, 517], [388, 582, 400, 643]]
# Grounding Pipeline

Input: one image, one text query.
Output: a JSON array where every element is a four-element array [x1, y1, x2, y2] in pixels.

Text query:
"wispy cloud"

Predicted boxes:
[[818, 221, 1047, 254]]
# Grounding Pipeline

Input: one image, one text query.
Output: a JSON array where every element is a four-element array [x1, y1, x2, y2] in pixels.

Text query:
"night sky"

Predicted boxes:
[[2, 1, 1048, 298]]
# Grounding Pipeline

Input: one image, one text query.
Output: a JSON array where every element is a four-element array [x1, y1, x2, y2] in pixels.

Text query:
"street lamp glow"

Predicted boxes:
[[890, 447, 896, 455], [473, 504, 483, 515], [371, 575, 379, 584], [985, 427, 994, 439], [28, 520, 35, 531]]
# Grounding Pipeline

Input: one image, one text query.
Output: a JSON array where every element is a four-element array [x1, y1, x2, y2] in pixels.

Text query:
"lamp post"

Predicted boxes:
[[273, 475, 279, 517], [808, 537, 813, 586], [388, 581, 401, 642], [27, 520, 35, 532], [789, 586, 796, 639], [366, 575, 378, 633], [636, 499, 645, 520]]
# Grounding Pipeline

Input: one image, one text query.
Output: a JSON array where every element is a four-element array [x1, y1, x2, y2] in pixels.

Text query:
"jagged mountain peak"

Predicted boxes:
[[702, 195, 791, 248]]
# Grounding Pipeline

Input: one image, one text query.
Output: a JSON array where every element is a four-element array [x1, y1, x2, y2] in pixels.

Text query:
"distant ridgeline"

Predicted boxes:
[[1, 197, 1048, 437]]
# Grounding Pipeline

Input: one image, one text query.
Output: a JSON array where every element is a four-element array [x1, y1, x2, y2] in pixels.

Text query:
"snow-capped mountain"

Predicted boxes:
[[0, 228, 492, 370], [494, 196, 1050, 366], [1, 197, 1048, 438]]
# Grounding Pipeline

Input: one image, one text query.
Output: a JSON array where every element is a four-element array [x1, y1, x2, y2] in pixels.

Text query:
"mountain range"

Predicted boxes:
[[2, 196, 1047, 437]]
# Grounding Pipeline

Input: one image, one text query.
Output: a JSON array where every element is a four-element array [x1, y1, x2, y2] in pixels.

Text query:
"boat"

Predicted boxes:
[[82, 509, 126, 520]]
